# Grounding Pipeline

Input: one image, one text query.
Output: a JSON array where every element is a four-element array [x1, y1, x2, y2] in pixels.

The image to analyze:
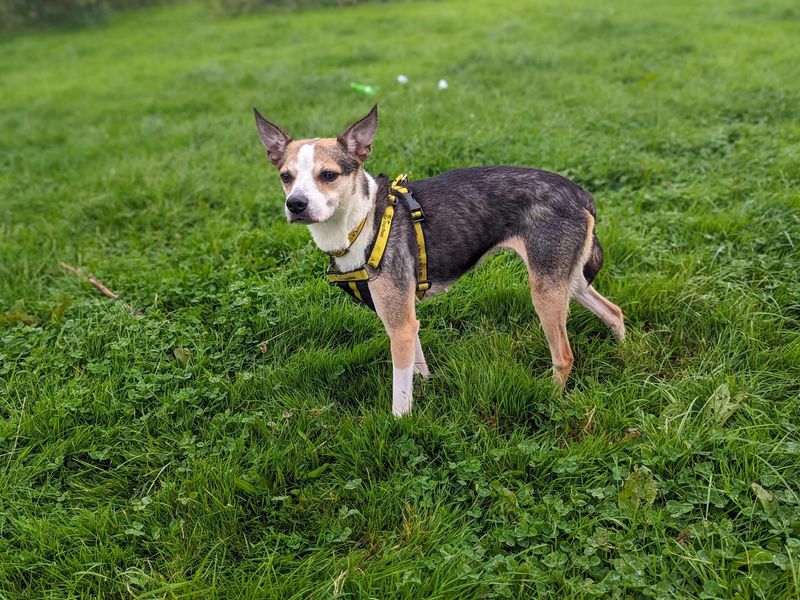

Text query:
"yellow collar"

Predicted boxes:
[[326, 214, 368, 258]]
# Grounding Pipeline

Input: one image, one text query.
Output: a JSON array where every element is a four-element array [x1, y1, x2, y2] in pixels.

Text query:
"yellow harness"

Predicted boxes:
[[326, 174, 429, 310]]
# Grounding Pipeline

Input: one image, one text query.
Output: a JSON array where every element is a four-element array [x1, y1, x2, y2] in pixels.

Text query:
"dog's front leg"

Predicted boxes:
[[389, 326, 417, 416], [414, 335, 430, 379], [371, 278, 418, 416]]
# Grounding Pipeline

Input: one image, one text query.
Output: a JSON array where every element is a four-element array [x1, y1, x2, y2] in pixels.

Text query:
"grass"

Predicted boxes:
[[1, 0, 800, 597]]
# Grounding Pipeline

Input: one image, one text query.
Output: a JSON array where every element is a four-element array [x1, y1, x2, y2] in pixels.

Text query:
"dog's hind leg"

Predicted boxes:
[[530, 280, 574, 386], [572, 281, 626, 340], [501, 232, 577, 385], [370, 277, 419, 416], [499, 235, 574, 385]]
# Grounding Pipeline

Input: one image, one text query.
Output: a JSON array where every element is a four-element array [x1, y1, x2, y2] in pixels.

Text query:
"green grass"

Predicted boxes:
[[1, 0, 800, 597]]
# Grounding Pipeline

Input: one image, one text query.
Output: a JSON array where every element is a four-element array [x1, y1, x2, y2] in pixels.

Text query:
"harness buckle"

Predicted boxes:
[[401, 193, 425, 222]]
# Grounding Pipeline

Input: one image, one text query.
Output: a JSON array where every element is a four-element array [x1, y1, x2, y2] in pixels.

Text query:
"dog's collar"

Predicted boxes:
[[325, 214, 368, 258]]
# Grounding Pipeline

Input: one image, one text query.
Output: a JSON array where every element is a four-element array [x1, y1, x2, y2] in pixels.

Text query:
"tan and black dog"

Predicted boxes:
[[254, 105, 625, 416]]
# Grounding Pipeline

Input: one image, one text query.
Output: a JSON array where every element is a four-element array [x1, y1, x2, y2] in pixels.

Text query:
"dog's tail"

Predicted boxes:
[[581, 192, 604, 285], [583, 231, 604, 284]]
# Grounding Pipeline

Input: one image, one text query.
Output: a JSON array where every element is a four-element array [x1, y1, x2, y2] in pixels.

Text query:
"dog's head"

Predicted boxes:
[[254, 105, 378, 224]]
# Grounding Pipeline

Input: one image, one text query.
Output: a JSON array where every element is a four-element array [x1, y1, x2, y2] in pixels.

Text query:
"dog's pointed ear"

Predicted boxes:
[[254, 108, 292, 166], [337, 104, 378, 163]]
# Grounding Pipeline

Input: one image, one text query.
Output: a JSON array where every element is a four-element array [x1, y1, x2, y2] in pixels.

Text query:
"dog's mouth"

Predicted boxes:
[[287, 214, 318, 224]]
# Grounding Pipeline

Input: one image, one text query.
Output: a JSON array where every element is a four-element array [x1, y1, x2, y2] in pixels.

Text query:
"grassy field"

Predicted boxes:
[[2, 0, 800, 597]]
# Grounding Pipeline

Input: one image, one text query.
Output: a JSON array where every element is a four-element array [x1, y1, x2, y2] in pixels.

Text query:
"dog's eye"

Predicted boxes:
[[280, 172, 293, 184], [320, 170, 339, 182]]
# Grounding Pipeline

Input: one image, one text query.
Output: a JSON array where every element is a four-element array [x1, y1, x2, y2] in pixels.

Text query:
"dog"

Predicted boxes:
[[253, 105, 625, 416]]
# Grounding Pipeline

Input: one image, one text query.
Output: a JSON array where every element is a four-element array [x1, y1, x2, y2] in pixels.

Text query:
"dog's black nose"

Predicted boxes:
[[286, 193, 308, 214]]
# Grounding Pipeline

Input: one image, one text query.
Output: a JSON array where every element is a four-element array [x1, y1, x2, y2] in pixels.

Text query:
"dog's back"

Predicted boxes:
[[401, 166, 603, 288]]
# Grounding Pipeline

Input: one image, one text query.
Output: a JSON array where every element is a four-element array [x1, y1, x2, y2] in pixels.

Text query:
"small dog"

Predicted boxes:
[[254, 105, 625, 416]]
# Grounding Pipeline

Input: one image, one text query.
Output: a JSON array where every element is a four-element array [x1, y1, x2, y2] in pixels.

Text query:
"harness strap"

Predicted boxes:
[[366, 202, 395, 269], [389, 174, 429, 300], [326, 268, 369, 283]]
